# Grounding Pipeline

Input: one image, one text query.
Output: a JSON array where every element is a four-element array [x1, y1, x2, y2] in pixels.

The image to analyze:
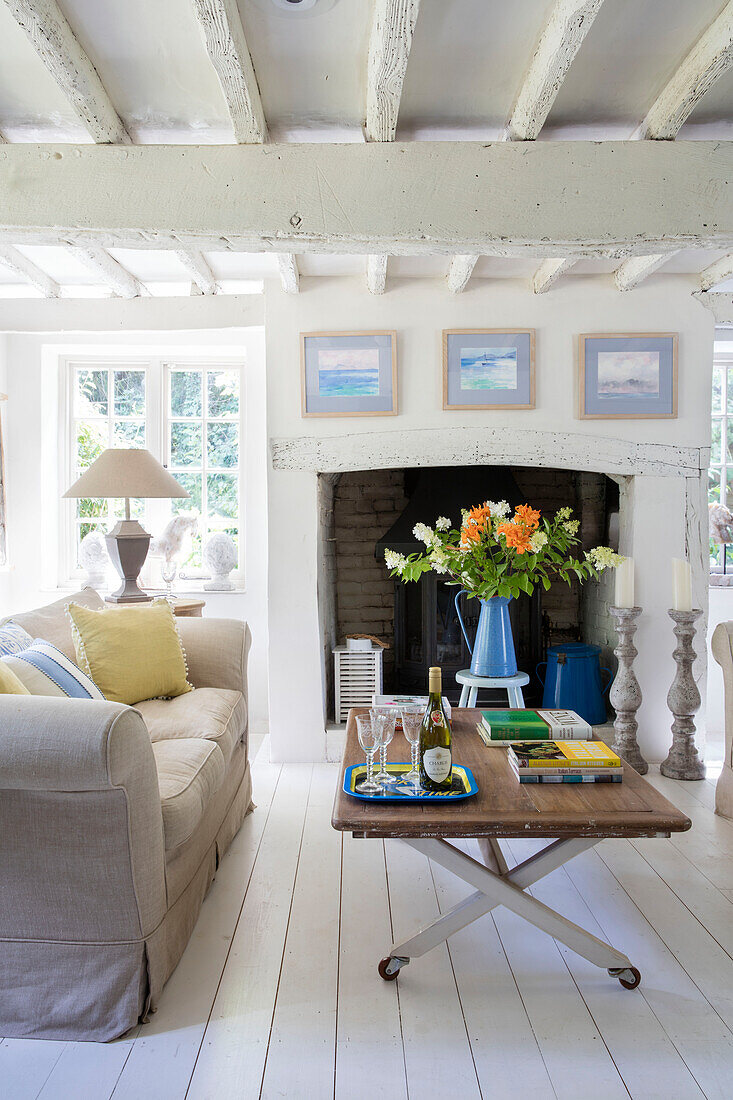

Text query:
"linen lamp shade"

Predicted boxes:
[[64, 448, 190, 604]]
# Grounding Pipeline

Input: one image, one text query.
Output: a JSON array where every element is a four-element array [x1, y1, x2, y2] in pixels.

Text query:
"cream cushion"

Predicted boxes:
[[134, 688, 245, 766], [6, 589, 104, 661], [152, 738, 226, 851]]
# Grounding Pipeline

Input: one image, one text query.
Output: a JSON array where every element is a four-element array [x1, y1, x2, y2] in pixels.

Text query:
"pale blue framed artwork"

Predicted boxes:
[[579, 333, 677, 419], [443, 330, 535, 409], [301, 331, 397, 417]]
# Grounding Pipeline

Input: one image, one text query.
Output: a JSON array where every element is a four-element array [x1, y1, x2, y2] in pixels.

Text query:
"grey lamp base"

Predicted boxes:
[[105, 520, 153, 605]]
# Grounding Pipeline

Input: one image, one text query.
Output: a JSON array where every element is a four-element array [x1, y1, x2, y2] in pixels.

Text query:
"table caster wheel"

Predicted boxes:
[[608, 966, 641, 989], [378, 956, 408, 981]]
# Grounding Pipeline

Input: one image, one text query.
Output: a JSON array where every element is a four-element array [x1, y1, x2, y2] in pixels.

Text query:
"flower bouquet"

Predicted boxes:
[[384, 500, 624, 677]]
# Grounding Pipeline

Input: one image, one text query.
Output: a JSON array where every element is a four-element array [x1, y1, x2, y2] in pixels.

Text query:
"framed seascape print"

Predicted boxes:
[[443, 329, 535, 410], [579, 333, 677, 419], [300, 331, 397, 418]]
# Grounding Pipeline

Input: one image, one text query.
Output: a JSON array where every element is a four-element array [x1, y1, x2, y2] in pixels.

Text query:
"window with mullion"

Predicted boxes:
[[710, 357, 733, 569], [167, 365, 241, 571], [71, 364, 147, 566]]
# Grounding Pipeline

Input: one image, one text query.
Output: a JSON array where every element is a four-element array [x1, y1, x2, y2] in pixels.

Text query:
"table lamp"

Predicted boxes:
[[64, 448, 190, 603]]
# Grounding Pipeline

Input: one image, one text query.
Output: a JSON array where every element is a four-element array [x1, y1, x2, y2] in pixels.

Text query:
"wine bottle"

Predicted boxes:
[[419, 666, 452, 792]]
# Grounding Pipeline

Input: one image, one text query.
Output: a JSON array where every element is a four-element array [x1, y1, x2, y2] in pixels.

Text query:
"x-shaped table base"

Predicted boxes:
[[380, 837, 640, 988]]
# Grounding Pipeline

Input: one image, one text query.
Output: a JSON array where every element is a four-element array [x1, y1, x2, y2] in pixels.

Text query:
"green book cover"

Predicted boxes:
[[480, 708, 592, 740]]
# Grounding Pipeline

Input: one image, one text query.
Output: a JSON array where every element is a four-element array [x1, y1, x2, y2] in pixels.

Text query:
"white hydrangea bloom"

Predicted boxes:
[[413, 522, 435, 546], [557, 506, 573, 521], [585, 546, 625, 571], [488, 500, 511, 518], [384, 549, 408, 572], [430, 548, 449, 574], [435, 516, 451, 531], [530, 530, 548, 553], [564, 519, 580, 535]]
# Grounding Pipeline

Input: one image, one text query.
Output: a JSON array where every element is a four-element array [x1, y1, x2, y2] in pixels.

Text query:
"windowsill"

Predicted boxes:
[[48, 583, 247, 598]]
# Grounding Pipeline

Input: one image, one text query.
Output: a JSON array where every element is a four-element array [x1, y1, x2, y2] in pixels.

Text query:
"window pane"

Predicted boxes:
[[114, 420, 145, 447], [727, 369, 733, 414], [171, 472, 202, 513], [727, 470, 733, 507], [207, 422, 238, 468], [170, 422, 202, 466], [727, 420, 733, 463], [170, 370, 202, 418], [75, 369, 108, 417], [207, 473, 238, 520], [712, 419, 723, 465], [709, 467, 722, 504], [207, 370, 239, 418], [713, 367, 725, 413], [76, 420, 107, 467], [77, 497, 107, 519], [113, 370, 145, 417], [110, 498, 144, 520]]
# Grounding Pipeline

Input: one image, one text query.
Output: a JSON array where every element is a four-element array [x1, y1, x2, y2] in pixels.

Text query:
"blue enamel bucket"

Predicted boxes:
[[536, 643, 612, 726]]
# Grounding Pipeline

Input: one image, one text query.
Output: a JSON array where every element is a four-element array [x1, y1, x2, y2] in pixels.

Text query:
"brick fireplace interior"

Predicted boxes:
[[318, 466, 619, 720]]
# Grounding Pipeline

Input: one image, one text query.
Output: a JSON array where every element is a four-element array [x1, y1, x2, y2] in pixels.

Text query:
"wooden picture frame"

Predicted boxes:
[[300, 331, 397, 418], [442, 329, 535, 410], [578, 333, 678, 420]]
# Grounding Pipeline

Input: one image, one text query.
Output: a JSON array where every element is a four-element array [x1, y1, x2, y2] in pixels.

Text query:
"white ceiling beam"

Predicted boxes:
[[365, 0, 421, 142], [3, 0, 130, 144], [276, 253, 300, 294], [700, 253, 733, 292], [614, 253, 672, 291], [366, 254, 388, 294], [446, 255, 479, 293], [1, 142, 732, 256], [531, 257, 576, 293], [67, 245, 143, 298], [0, 243, 59, 296], [191, 0, 267, 143], [506, 0, 605, 141], [173, 248, 218, 294], [637, 2, 733, 139], [694, 291, 733, 322]]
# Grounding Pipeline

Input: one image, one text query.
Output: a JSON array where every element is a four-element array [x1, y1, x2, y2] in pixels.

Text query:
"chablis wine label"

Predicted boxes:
[[419, 666, 452, 791]]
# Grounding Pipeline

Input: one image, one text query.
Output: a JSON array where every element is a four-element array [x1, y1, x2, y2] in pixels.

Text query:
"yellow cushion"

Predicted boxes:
[[67, 598, 194, 706], [0, 663, 31, 694]]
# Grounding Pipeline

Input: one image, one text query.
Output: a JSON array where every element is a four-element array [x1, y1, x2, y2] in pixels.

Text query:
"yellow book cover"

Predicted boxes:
[[509, 740, 621, 768]]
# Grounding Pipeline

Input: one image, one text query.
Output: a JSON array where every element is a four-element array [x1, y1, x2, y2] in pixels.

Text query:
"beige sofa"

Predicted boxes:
[[0, 589, 253, 1041]]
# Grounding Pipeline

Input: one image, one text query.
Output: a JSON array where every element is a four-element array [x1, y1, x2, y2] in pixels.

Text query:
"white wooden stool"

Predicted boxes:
[[456, 669, 529, 709]]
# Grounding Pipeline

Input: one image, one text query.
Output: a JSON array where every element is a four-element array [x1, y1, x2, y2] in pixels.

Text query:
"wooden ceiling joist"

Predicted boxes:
[[191, 0, 267, 143], [365, 0, 421, 142], [1, 142, 732, 257], [446, 255, 479, 293], [614, 253, 671, 291], [0, 243, 59, 296], [637, 2, 733, 140], [68, 245, 143, 298], [700, 253, 733, 292], [4, 0, 130, 144], [366, 254, 388, 294], [276, 253, 300, 294], [532, 257, 575, 294], [506, 0, 606, 141], [174, 249, 218, 294]]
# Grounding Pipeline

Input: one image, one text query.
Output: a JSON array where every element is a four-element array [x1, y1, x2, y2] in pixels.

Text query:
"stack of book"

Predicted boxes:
[[508, 740, 623, 784], [477, 708, 591, 744]]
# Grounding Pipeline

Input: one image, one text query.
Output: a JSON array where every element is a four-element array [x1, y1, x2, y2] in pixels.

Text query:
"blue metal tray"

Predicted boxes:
[[343, 762, 478, 802]]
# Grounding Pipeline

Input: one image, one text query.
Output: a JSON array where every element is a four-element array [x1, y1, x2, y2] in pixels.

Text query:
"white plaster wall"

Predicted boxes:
[[1, 323, 270, 735], [266, 275, 714, 763]]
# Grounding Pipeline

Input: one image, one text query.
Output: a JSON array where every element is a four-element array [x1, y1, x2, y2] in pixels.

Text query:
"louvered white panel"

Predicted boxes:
[[333, 646, 384, 723]]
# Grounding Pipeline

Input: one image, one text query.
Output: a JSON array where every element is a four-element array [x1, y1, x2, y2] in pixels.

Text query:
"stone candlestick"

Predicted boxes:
[[661, 609, 706, 781], [609, 606, 648, 774]]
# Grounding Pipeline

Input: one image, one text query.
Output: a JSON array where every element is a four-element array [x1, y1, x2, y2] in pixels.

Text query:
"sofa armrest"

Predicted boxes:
[[712, 622, 733, 771], [176, 617, 251, 695], [0, 696, 167, 941]]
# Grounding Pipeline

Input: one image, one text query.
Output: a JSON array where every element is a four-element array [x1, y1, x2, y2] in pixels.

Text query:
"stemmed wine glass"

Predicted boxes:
[[160, 558, 177, 598], [355, 713, 384, 794], [400, 705, 423, 794], [372, 706, 398, 787]]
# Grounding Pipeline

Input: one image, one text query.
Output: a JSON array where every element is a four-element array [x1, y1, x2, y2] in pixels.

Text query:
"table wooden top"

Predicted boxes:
[[331, 708, 692, 840]]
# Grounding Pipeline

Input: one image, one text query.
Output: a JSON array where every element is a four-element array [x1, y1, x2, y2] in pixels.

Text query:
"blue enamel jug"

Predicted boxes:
[[537, 643, 612, 726], [454, 591, 518, 678]]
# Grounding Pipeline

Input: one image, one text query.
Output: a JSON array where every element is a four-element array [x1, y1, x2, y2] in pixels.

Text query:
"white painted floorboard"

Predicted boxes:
[[7, 761, 733, 1099]]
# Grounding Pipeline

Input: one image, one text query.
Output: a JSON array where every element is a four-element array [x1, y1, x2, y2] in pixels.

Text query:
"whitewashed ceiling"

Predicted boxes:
[[0, 0, 732, 298]]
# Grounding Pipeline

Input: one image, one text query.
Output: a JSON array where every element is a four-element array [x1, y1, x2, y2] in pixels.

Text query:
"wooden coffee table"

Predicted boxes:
[[332, 707, 691, 989]]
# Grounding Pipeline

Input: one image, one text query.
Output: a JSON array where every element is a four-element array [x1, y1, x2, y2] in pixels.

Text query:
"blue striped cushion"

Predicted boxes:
[[3, 640, 106, 699], [0, 622, 33, 656]]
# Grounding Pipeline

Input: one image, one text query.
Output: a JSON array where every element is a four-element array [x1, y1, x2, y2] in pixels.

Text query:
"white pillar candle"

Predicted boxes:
[[614, 557, 634, 608], [672, 558, 692, 612]]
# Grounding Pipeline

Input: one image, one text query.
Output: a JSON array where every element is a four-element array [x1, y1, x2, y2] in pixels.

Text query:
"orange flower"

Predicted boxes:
[[460, 502, 492, 547], [497, 521, 532, 554], [514, 504, 541, 531]]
